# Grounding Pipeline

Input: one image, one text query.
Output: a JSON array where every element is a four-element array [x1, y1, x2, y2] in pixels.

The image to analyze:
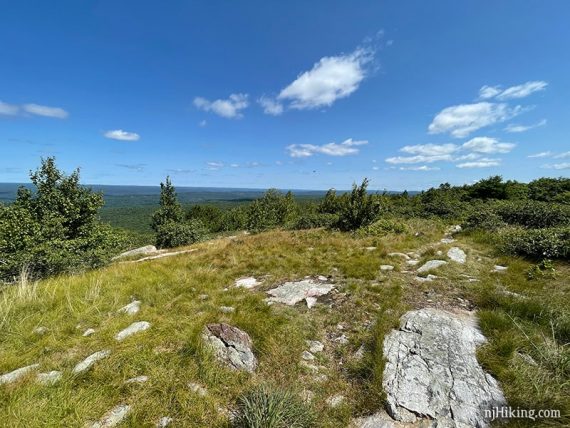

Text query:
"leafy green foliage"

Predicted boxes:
[[186, 204, 224, 232], [499, 227, 570, 259], [462, 205, 507, 231], [357, 218, 410, 236], [0, 158, 123, 281], [527, 259, 556, 280], [233, 385, 315, 428], [245, 190, 298, 232], [335, 179, 382, 231], [418, 183, 466, 219], [528, 177, 570, 203], [151, 176, 184, 232], [494, 200, 570, 228], [287, 212, 338, 230], [154, 219, 207, 248]]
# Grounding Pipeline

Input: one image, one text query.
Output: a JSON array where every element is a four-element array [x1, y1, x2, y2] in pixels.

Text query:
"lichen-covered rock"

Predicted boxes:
[[114, 245, 157, 260], [202, 323, 257, 372], [417, 260, 447, 273], [447, 247, 467, 264], [118, 300, 141, 315], [37, 370, 62, 385], [89, 404, 130, 428], [383, 309, 506, 427], [73, 350, 111, 374], [266, 279, 333, 306], [0, 363, 39, 385], [234, 277, 260, 288], [115, 321, 151, 341]]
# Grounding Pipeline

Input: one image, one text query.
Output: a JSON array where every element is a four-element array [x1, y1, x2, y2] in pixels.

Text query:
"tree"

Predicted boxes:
[[151, 176, 184, 232], [0, 157, 123, 281], [335, 178, 382, 231]]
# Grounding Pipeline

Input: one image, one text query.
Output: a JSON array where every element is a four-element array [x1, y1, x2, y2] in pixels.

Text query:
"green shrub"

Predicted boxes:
[[494, 200, 569, 228], [335, 179, 382, 231], [419, 184, 466, 219], [499, 226, 570, 259], [219, 206, 248, 232], [155, 219, 207, 249], [246, 190, 298, 232], [233, 385, 315, 428], [0, 158, 124, 281], [357, 218, 409, 236], [287, 212, 338, 230], [187, 204, 224, 232], [462, 206, 506, 231], [151, 176, 184, 232]]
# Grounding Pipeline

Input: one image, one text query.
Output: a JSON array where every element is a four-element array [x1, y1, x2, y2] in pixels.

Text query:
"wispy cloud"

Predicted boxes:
[[194, 93, 249, 119], [479, 81, 548, 101], [527, 151, 553, 158], [258, 96, 284, 116], [386, 154, 454, 164], [400, 143, 460, 156], [542, 162, 570, 170], [104, 129, 140, 141], [287, 138, 368, 158], [462, 137, 515, 154], [116, 163, 146, 172], [0, 100, 68, 118], [505, 119, 547, 133], [206, 161, 224, 170], [456, 158, 501, 168], [554, 151, 570, 159], [399, 165, 441, 171], [428, 102, 521, 138]]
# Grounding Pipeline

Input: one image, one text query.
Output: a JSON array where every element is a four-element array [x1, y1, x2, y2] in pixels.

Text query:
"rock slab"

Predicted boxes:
[[417, 260, 447, 273], [0, 364, 39, 385], [447, 247, 467, 264], [383, 308, 506, 427], [266, 279, 333, 306], [114, 245, 157, 260], [202, 323, 257, 372], [115, 321, 151, 341], [118, 301, 141, 315], [90, 404, 130, 428], [73, 350, 111, 374]]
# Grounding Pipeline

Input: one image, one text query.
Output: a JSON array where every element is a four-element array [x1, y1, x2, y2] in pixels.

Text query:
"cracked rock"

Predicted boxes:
[[383, 309, 506, 427], [266, 279, 333, 306], [202, 323, 257, 372]]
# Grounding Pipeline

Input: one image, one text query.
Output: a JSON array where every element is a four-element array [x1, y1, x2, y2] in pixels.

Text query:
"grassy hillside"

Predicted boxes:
[[0, 221, 568, 426]]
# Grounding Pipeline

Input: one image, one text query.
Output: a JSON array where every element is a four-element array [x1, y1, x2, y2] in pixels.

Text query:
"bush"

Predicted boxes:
[[151, 176, 184, 233], [219, 206, 248, 232], [335, 179, 382, 231], [155, 219, 207, 248], [462, 206, 506, 231], [494, 200, 570, 228], [419, 184, 466, 219], [233, 385, 315, 428], [0, 158, 124, 281], [246, 190, 298, 232], [287, 212, 338, 230], [187, 204, 223, 232], [357, 218, 410, 236], [499, 227, 570, 259]]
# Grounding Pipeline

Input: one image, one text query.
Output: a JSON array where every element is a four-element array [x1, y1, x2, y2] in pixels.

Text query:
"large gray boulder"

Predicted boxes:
[[383, 309, 506, 427], [202, 323, 257, 372]]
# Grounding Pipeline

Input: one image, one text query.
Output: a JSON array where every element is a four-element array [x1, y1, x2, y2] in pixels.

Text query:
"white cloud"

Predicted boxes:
[[505, 119, 547, 133], [287, 138, 367, 158], [399, 165, 440, 171], [22, 103, 69, 119], [104, 129, 140, 141], [400, 143, 459, 156], [456, 158, 501, 168], [479, 81, 548, 101], [462, 137, 515, 154], [554, 151, 570, 159], [372, 166, 379, 170], [206, 161, 224, 170], [194, 93, 249, 118], [277, 47, 373, 110], [258, 96, 284, 116], [428, 102, 521, 138], [527, 151, 553, 158], [542, 162, 570, 170], [0, 101, 20, 116], [385, 154, 454, 164]]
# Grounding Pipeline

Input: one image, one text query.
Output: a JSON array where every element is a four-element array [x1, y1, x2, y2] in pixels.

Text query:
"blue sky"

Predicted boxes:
[[1, 1, 569, 191]]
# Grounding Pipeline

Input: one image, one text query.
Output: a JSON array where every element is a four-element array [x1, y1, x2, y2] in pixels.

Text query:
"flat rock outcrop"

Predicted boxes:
[[202, 323, 257, 372], [115, 321, 151, 341], [383, 309, 506, 427], [266, 279, 333, 307], [114, 245, 157, 260], [0, 363, 39, 385], [417, 260, 447, 273], [447, 247, 467, 264], [73, 350, 111, 374], [89, 404, 130, 428]]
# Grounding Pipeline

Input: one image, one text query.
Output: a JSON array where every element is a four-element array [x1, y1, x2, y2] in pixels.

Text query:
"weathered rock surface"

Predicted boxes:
[[188, 382, 207, 396], [326, 394, 345, 408], [73, 350, 111, 374], [37, 370, 61, 385], [414, 274, 438, 283], [447, 247, 467, 264], [306, 340, 324, 353], [115, 321, 151, 341], [156, 416, 173, 427], [266, 279, 334, 306], [388, 252, 411, 260], [417, 260, 447, 273], [380, 265, 394, 272], [33, 326, 49, 335], [440, 238, 455, 244], [219, 306, 235, 313], [0, 363, 39, 385], [234, 277, 260, 288], [492, 265, 508, 273], [202, 323, 257, 372], [350, 410, 403, 428], [89, 404, 130, 428], [301, 351, 315, 361], [118, 300, 141, 315], [383, 309, 506, 427], [133, 248, 197, 263], [83, 328, 96, 337], [114, 245, 157, 260], [125, 375, 148, 384]]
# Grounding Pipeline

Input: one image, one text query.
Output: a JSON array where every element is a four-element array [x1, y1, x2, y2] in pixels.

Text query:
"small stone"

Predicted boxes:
[[388, 252, 410, 260], [406, 259, 419, 266], [115, 321, 151, 341], [414, 274, 438, 283], [317, 275, 328, 281], [305, 297, 318, 308], [441, 237, 455, 244], [73, 350, 111, 374], [89, 404, 130, 428], [118, 301, 141, 315], [220, 306, 235, 313], [417, 260, 447, 273], [202, 323, 257, 372], [83, 328, 96, 337], [493, 265, 508, 272], [350, 410, 398, 428], [326, 394, 345, 408], [313, 373, 328, 382], [125, 375, 148, 384], [306, 340, 324, 353], [0, 364, 39, 385], [300, 361, 320, 373], [156, 416, 173, 427], [436, 250, 443, 256], [334, 334, 349, 345], [447, 224, 462, 234], [447, 247, 467, 264], [37, 370, 61, 385], [188, 382, 207, 396], [33, 326, 49, 335], [353, 344, 366, 360], [198, 294, 209, 301], [235, 277, 260, 289], [300, 389, 315, 403], [301, 351, 315, 361], [365, 246, 377, 251], [380, 265, 394, 272]]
